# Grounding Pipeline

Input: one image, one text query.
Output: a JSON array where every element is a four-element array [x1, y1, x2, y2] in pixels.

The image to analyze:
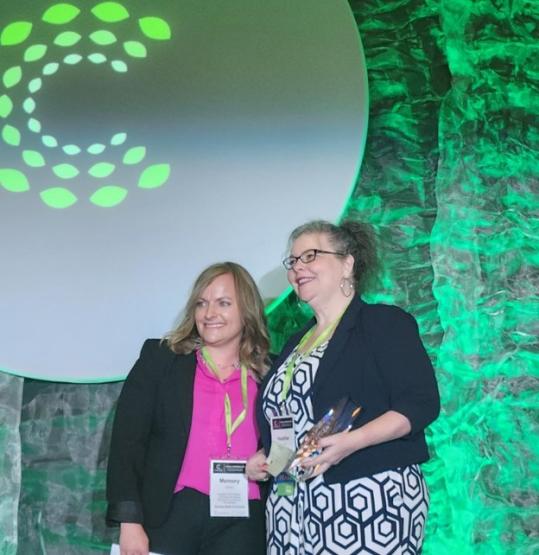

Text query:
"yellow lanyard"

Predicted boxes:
[[201, 347, 249, 455], [280, 314, 343, 404]]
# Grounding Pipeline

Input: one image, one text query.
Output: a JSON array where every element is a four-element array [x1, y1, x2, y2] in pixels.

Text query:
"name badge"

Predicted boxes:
[[271, 415, 295, 450], [209, 460, 249, 517], [267, 415, 295, 476]]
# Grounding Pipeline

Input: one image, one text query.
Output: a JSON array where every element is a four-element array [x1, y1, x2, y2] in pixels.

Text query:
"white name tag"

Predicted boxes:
[[267, 415, 296, 476], [209, 459, 249, 517], [271, 415, 295, 450]]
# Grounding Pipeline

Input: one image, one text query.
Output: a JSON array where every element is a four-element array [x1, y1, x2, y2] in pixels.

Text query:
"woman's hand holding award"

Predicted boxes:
[[287, 396, 362, 481]]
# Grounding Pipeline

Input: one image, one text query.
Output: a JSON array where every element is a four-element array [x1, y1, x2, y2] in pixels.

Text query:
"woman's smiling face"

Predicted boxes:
[[287, 232, 353, 307], [195, 273, 243, 350]]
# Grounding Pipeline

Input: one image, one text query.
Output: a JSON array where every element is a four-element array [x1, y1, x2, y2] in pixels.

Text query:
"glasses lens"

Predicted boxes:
[[301, 250, 317, 263], [283, 256, 294, 269]]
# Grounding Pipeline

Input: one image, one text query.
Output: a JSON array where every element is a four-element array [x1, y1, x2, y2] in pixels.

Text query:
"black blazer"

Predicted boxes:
[[106, 340, 197, 528], [256, 296, 440, 483]]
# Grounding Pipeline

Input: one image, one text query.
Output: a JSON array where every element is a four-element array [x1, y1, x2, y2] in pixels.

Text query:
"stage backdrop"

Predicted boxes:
[[0, 0, 537, 554], [0, 0, 367, 382]]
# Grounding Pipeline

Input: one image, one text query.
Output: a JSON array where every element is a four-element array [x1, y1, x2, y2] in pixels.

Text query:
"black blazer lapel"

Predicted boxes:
[[162, 351, 196, 438], [309, 296, 364, 414]]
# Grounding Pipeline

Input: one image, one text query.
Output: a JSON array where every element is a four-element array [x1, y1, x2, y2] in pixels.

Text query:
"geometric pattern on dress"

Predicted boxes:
[[264, 344, 429, 555]]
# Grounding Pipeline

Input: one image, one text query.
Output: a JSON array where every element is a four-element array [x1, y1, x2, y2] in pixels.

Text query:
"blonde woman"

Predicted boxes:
[[107, 262, 269, 555]]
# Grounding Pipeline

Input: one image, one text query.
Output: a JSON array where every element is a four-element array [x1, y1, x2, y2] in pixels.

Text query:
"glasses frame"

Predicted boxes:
[[282, 248, 346, 270]]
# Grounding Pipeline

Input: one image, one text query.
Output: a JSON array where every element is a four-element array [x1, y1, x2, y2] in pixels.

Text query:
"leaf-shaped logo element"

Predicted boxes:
[[40, 187, 77, 208], [0, 169, 30, 192], [90, 185, 127, 207], [54, 31, 82, 47], [0, 95, 14, 118], [42, 4, 81, 25], [138, 164, 171, 189], [22, 150, 46, 167], [1, 21, 33, 46], [110, 133, 127, 146], [24, 44, 48, 62], [139, 17, 171, 40], [90, 30, 117, 46], [3, 66, 23, 88], [2, 124, 21, 146], [89, 162, 115, 178], [91, 2, 130, 23], [123, 41, 147, 58], [123, 146, 146, 165], [52, 163, 79, 179]]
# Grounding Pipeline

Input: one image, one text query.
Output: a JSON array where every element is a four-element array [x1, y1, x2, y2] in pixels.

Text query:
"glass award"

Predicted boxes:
[[286, 396, 362, 482]]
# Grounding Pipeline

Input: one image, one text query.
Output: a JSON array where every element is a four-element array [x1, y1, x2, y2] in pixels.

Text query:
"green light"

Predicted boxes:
[[89, 30, 117, 46], [111, 60, 128, 73], [123, 146, 146, 165], [42, 135, 58, 148], [0, 168, 29, 192], [138, 163, 171, 189], [54, 31, 81, 47], [62, 144, 81, 155], [43, 62, 60, 75], [52, 163, 79, 179], [24, 44, 48, 63], [2, 124, 21, 146], [139, 17, 171, 40], [90, 185, 127, 207], [3, 66, 23, 88], [63, 54, 83, 65], [123, 41, 147, 58], [87, 143, 106, 155], [27, 118, 41, 133], [42, 4, 81, 25], [22, 150, 46, 168], [87, 53, 107, 64], [40, 187, 77, 208], [22, 97, 36, 114], [1, 2, 173, 209], [110, 132, 127, 145], [0, 95, 14, 118], [0, 21, 33, 46], [28, 77, 42, 93], [88, 162, 115, 178], [91, 2, 130, 23]]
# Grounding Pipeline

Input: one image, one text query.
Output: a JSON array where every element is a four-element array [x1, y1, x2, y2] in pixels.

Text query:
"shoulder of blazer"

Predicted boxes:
[[136, 338, 196, 382], [358, 302, 416, 337]]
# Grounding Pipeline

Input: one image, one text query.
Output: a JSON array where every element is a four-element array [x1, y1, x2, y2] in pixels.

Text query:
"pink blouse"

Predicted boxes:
[[174, 350, 261, 499]]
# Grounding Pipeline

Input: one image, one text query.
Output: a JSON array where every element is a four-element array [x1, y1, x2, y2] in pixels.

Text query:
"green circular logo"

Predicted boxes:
[[0, 1, 172, 208]]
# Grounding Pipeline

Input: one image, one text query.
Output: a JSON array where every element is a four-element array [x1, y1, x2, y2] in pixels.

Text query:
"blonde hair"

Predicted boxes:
[[164, 262, 270, 379]]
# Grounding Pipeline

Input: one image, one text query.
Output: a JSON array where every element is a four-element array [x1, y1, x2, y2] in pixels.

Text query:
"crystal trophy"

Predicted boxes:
[[286, 396, 362, 481]]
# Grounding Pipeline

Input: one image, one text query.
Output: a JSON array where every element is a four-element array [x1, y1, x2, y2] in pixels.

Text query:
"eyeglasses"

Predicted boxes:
[[282, 248, 345, 270]]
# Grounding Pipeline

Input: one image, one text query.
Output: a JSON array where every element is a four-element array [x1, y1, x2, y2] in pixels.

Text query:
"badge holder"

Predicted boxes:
[[210, 451, 249, 517]]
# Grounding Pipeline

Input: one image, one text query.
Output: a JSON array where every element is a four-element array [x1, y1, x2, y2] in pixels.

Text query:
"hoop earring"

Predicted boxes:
[[340, 277, 354, 298]]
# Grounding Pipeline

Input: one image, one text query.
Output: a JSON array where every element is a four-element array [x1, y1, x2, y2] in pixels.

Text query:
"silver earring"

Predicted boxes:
[[340, 277, 354, 297]]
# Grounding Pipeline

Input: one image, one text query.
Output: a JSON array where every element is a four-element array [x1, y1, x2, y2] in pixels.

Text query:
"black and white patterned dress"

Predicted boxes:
[[263, 342, 430, 555]]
